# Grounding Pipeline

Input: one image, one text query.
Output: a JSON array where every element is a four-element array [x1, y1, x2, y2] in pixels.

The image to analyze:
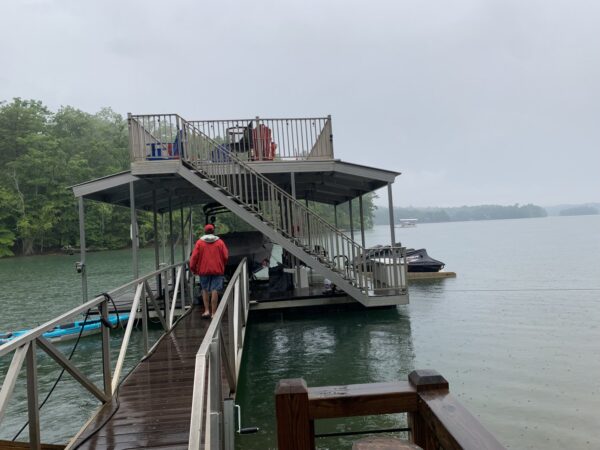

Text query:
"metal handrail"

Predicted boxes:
[[187, 116, 333, 161], [0, 261, 190, 447], [188, 258, 249, 450]]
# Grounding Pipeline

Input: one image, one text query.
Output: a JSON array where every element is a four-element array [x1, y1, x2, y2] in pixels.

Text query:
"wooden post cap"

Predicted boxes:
[[408, 370, 449, 392], [274, 378, 308, 395], [352, 437, 423, 449]]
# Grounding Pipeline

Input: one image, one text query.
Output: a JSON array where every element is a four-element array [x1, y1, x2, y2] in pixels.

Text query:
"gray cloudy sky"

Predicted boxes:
[[2, 0, 599, 207]]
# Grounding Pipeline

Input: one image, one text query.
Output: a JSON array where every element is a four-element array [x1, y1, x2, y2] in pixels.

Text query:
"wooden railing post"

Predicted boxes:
[[408, 370, 449, 450], [275, 378, 315, 450]]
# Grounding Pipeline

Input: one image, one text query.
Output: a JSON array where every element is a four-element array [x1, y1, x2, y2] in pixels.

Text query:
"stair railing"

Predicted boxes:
[[180, 119, 407, 295], [128, 113, 407, 295]]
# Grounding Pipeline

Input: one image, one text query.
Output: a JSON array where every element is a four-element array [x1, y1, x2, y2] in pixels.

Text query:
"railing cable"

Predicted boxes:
[[98, 292, 121, 329]]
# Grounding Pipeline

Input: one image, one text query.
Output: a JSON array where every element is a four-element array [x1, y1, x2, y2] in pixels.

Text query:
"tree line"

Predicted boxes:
[[0, 98, 376, 257]]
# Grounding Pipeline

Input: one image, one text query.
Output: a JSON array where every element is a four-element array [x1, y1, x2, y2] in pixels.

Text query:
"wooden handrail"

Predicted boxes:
[[275, 370, 506, 450], [308, 381, 418, 419]]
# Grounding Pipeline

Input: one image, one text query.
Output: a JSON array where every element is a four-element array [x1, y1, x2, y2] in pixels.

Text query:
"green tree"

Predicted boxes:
[[0, 98, 50, 166], [0, 187, 18, 256]]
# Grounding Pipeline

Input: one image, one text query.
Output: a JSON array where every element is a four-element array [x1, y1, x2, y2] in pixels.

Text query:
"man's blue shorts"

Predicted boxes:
[[199, 275, 224, 292]]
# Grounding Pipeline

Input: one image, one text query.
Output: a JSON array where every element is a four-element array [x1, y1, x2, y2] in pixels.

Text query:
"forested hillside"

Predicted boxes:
[[0, 99, 137, 256], [0, 98, 376, 257]]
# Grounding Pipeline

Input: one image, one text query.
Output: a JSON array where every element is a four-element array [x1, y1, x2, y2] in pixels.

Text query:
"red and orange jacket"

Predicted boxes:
[[189, 234, 229, 276]]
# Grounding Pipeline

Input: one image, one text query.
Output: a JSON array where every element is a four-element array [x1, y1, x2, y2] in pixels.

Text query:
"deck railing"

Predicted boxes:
[[188, 117, 334, 161], [128, 114, 407, 298], [188, 258, 250, 450], [275, 370, 506, 450], [128, 115, 333, 163], [128, 113, 185, 162], [0, 261, 190, 448]]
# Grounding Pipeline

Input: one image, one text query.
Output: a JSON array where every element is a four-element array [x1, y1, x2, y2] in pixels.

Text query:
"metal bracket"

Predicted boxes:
[[234, 404, 259, 434]]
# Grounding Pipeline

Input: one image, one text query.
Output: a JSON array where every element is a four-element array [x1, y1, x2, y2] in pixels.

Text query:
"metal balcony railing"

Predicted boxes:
[[189, 117, 334, 161], [127, 115, 333, 163]]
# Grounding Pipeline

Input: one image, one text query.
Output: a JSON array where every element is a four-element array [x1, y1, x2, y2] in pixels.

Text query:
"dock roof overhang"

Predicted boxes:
[[71, 160, 400, 212]]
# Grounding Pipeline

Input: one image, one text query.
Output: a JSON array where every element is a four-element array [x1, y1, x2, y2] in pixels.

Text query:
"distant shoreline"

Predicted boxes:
[[374, 202, 598, 226]]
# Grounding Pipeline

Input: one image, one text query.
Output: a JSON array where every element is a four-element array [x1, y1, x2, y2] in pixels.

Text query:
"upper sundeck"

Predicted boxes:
[[118, 113, 399, 208], [129, 114, 334, 164]]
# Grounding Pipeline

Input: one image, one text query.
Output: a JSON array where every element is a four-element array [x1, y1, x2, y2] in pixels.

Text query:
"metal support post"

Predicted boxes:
[[168, 192, 175, 288], [141, 284, 149, 355], [130, 181, 139, 279], [334, 204, 338, 228], [180, 206, 187, 312], [209, 338, 223, 448], [153, 190, 161, 295], [189, 205, 195, 305], [348, 199, 354, 242], [223, 399, 235, 450], [169, 192, 175, 266], [334, 204, 340, 269], [78, 197, 88, 304], [180, 205, 186, 261], [255, 116, 262, 160], [387, 183, 396, 246], [290, 172, 297, 199], [359, 195, 366, 248]]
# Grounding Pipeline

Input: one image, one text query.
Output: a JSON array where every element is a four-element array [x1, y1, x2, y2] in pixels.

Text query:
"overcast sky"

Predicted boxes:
[[2, 0, 599, 207]]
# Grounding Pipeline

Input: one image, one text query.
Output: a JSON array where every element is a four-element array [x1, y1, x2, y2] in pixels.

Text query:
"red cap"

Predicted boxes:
[[204, 224, 215, 233]]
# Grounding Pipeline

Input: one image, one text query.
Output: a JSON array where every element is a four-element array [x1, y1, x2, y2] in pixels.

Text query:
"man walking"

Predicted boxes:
[[190, 224, 229, 319]]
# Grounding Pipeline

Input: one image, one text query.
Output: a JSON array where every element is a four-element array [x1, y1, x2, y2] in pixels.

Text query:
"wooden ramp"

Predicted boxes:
[[72, 308, 227, 450]]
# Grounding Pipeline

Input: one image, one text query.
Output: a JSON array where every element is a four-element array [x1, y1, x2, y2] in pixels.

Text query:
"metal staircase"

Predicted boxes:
[[128, 114, 407, 306]]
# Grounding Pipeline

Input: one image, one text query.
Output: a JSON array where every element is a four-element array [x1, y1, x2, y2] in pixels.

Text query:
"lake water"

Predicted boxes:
[[235, 215, 600, 450], [1, 215, 599, 448]]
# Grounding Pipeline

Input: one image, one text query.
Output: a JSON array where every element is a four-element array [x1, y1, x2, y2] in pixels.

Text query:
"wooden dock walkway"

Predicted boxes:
[[71, 308, 227, 450]]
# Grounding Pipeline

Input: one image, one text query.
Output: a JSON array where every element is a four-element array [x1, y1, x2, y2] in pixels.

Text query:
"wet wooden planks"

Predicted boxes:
[[72, 308, 228, 450]]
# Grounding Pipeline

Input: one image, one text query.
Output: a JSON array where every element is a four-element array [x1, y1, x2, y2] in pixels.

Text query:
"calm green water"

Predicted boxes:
[[1, 216, 599, 448], [235, 215, 600, 450]]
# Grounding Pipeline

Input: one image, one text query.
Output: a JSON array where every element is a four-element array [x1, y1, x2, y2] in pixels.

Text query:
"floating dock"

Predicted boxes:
[[408, 271, 456, 280]]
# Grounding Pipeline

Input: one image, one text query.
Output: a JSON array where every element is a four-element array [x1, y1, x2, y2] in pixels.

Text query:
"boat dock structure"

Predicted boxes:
[[0, 114, 504, 449]]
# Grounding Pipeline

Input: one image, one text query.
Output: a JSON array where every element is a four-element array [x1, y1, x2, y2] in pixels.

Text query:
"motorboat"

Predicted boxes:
[[398, 218, 418, 227], [352, 245, 445, 273], [405, 248, 445, 272]]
